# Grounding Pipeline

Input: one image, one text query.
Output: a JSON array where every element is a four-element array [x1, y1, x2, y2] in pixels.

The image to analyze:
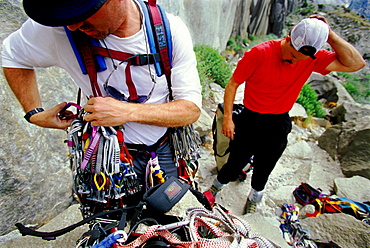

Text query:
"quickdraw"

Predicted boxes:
[[279, 204, 317, 248], [145, 151, 165, 190], [170, 124, 201, 189], [66, 106, 141, 217]]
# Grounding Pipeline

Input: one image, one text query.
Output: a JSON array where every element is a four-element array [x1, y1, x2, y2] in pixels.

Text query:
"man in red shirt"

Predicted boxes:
[[209, 15, 365, 214]]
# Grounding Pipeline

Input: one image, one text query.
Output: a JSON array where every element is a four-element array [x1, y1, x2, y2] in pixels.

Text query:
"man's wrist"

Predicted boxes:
[[24, 108, 44, 123]]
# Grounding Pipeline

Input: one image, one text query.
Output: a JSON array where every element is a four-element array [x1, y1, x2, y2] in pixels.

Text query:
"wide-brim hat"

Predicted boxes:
[[23, 0, 108, 27]]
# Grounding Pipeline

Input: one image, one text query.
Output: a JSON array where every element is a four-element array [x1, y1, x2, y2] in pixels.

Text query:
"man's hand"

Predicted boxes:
[[222, 117, 235, 140], [29, 102, 75, 129], [83, 97, 131, 127], [309, 15, 329, 25]]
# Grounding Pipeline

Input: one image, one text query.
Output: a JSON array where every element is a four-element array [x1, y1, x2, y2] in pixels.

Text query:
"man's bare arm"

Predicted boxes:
[[83, 96, 201, 127], [3, 68, 42, 112], [221, 76, 240, 140], [309, 15, 366, 72], [325, 30, 366, 72], [3, 67, 73, 129]]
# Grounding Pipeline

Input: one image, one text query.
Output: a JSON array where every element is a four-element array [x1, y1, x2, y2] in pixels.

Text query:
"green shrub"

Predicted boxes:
[[343, 83, 359, 95], [248, 34, 278, 48], [339, 72, 370, 104], [297, 84, 326, 118], [226, 37, 245, 51], [194, 45, 232, 90], [248, 34, 255, 42]]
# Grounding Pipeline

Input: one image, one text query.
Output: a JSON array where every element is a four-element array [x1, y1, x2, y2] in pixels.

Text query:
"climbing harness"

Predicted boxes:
[[306, 196, 370, 219], [293, 183, 370, 220], [279, 203, 317, 248], [293, 182, 327, 206]]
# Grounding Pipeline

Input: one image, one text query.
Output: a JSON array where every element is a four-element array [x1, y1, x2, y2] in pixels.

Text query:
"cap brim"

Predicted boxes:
[[23, 0, 107, 27]]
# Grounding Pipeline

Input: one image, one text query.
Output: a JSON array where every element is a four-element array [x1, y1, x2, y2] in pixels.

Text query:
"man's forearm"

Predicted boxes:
[[327, 31, 366, 72], [3, 67, 42, 112], [223, 77, 239, 120], [83, 97, 201, 127], [130, 100, 201, 127]]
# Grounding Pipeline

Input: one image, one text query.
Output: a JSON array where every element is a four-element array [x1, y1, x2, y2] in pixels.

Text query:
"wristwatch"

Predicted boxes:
[[24, 108, 44, 123]]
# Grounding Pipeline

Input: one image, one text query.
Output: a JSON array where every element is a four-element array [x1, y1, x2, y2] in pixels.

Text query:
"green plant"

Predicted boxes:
[[248, 34, 278, 48], [297, 84, 326, 118], [226, 37, 245, 51], [337, 72, 351, 79], [343, 83, 359, 95], [298, 4, 315, 16], [194, 45, 232, 91], [338, 72, 370, 104]]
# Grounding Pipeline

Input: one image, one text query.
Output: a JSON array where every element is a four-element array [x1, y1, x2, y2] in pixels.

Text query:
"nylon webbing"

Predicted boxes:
[[75, 32, 102, 97], [146, 0, 172, 99], [90, 46, 140, 100]]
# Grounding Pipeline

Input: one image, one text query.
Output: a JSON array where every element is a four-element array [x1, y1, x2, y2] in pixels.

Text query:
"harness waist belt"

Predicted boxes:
[[126, 131, 169, 152]]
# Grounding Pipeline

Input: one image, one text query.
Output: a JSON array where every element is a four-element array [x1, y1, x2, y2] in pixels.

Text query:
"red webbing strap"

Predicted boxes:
[[147, 1, 172, 99], [90, 46, 139, 100], [91, 46, 134, 61], [76, 34, 102, 97], [124, 60, 139, 100]]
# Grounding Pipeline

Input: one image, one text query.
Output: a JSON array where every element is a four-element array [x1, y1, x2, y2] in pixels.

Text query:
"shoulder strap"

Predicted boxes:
[[138, 0, 173, 100], [64, 27, 106, 97], [65, 0, 173, 99]]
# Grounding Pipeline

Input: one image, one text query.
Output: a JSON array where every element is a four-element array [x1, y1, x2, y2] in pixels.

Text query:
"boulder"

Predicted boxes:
[[193, 108, 213, 137], [242, 213, 291, 248], [319, 116, 370, 179], [300, 213, 370, 247], [0, 67, 78, 235], [158, 0, 243, 49], [334, 176, 370, 203], [0, 204, 87, 248]]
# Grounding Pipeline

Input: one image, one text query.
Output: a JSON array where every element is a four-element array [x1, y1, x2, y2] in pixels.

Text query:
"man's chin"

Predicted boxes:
[[82, 30, 107, 39]]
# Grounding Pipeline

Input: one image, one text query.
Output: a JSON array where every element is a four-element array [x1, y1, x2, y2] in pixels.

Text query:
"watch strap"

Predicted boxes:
[[24, 108, 44, 123]]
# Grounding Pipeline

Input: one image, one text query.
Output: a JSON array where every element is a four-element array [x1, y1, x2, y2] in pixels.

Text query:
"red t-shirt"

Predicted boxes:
[[233, 39, 336, 114]]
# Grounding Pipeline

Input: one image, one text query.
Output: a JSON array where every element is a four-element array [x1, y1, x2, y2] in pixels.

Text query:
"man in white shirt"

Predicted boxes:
[[2, 0, 201, 187]]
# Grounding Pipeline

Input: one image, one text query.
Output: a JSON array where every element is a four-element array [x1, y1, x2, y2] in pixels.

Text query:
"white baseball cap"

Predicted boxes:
[[291, 18, 329, 59]]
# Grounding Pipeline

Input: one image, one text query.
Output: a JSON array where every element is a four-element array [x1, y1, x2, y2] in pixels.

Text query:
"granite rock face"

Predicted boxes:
[[1, 2, 369, 247], [0, 2, 79, 236]]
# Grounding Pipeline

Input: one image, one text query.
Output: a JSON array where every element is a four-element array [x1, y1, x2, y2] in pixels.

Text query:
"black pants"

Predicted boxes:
[[217, 107, 292, 191]]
